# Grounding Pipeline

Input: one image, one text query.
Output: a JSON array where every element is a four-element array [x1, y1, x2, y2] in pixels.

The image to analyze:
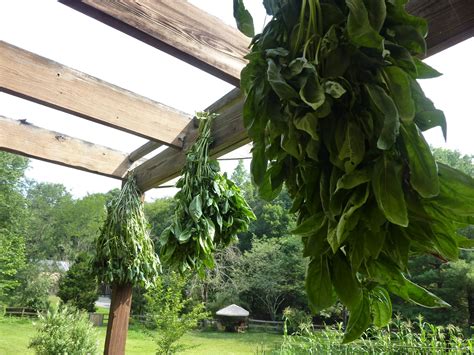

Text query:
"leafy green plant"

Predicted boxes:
[[160, 112, 255, 274], [234, 0, 474, 342], [145, 272, 209, 355], [29, 305, 98, 355], [93, 174, 160, 288], [57, 253, 98, 312]]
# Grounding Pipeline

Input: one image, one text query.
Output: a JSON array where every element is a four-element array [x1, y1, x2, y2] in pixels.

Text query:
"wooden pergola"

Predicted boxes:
[[1, 1, 472, 353]]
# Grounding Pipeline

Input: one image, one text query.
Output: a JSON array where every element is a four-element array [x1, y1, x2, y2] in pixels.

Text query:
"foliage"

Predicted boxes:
[[0, 152, 28, 304], [145, 197, 175, 246], [234, 236, 307, 320], [14, 264, 52, 311], [283, 307, 312, 335], [29, 305, 97, 355], [160, 112, 255, 274], [278, 314, 474, 354], [234, 0, 474, 340], [145, 272, 209, 355], [93, 174, 160, 288], [57, 253, 98, 312]]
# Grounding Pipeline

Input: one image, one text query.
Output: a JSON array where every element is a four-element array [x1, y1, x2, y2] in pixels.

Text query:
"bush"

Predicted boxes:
[[57, 253, 98, 312], [283, 307, 312, 335], [15, 265, 52, 311], [145, 272, 209, 354], [29, 305, 97, 355]]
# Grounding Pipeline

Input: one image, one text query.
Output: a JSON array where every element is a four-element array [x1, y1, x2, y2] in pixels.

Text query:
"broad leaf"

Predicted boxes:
[[346, 0, 384, 50], [369, 286, 392, 327], [383, 66, 415, 122], [372, 154, 408, 227], [233, 0, 254, 37], [343, 293, 371, 343], [306, 256, 335, 312]]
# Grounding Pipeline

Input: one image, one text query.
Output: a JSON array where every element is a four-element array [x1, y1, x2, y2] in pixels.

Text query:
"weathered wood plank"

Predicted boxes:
[[59, 0, 250, 87], [406, 0, 474, 56], [135, 89, 248, 191], [128, 141, 162, 162], [0, 115, 137, 179], [0, 41, 191, 148]]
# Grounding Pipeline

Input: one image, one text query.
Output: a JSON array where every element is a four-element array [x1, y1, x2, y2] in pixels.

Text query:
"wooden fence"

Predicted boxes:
[[3, 307, 44, 317]]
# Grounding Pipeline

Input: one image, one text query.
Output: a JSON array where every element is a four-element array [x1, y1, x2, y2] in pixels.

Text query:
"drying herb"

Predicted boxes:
[[93, 174, 160, 288], [235, 0, 474, 342], [160, 112, 255, 274]]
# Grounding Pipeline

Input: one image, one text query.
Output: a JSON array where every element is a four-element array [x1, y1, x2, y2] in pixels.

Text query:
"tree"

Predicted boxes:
[[0, 152, 28, 304], [57, 253, 98, 312], [145, 272, 209, 354], [233, 236, 307, 320]]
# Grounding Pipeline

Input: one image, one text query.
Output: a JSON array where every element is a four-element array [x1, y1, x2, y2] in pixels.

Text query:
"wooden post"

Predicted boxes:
[[104, 283, 133, 355]]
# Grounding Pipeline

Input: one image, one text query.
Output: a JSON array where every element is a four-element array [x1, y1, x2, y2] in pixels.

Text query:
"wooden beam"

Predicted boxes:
[[406, 0, 474, 57], [104, 283, 132, 355], [128, 141, 162, 162], [0, 41, 191, 148], [58, 0, 249, 86], [135, 89, 247, 191], [0, 115, 138, 179]]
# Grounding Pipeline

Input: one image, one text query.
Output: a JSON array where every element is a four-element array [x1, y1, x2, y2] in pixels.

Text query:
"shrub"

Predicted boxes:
[[57, 253, 98, 312], [15, 265, 52, 311], [29, 305, 98, 355], [145, 272, 209, 354], [283, 307, 312, 335]]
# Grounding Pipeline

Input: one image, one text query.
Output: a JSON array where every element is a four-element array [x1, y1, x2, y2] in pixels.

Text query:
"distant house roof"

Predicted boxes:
[[38, 260, 70, 272], [216, 304, 249, 317]]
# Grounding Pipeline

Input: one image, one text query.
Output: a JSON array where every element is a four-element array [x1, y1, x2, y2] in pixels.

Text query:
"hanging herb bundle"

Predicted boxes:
[[160, 112, 255, 274], [234, 0, 474, 342], [93, 174, 160, 289]]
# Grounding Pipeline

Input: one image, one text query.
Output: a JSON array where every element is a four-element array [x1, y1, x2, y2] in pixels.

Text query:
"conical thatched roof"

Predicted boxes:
[[216, 304, 249, 317]]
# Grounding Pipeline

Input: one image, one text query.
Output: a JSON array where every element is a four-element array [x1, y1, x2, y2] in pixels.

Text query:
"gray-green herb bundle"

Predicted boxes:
[[235, 0, 474, 342], [93, 174, 160, 288], [160, 112, 255, 274]]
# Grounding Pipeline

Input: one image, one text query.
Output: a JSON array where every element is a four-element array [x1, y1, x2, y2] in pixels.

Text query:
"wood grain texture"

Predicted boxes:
[[406, 0, 474, 56], [59, 0, 250, 86], [135, 88, 248, 191], [0, 41, 191, 147], [0, 115, 137, 179], [128, 141, 162, 162], [104, 284, 133, 355]]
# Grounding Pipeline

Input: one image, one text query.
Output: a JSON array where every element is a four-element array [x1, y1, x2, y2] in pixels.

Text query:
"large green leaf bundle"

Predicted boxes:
[[93, 175, 160, 288], [160, 112, 255, 274], [235, 0, 474, 342]]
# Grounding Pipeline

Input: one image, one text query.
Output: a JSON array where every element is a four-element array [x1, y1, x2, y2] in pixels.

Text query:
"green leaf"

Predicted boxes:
[[306, 256, 335, 313], [292, 213, 325, 236], [267, 59, 299, 100], [401, 122, 439, 198], [365, 84, 400, 150], [336, 168, 371, 191], [332, 252, 363, 310], [338, 121, 365, 172], [363, 0, 386, 32], [299, 72, 326, 110], [251, 144, 267, 186], [383, 66, 415, 122], [189, 194, 202, 222], [372, 154, 408, 227], [404, 279, 450, 308], [233, 0, 254, 37], [294, 112, 319, 140], [413, 58, 442, 79], [346, 0, 384, 50], [369, 286, 392, 327], [323, 80, 346, 99], [391, 25, 426, 55], [343, 293, 371, 343]]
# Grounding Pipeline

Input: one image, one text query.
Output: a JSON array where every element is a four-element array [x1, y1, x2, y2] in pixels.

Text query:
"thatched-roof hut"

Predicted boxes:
[[215, 304, 249, 332]]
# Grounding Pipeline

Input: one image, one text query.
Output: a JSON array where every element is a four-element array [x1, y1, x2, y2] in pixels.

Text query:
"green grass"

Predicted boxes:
[[0, 316, 282, 354]]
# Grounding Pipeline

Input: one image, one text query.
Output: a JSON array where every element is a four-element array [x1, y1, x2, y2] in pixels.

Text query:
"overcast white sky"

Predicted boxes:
[[0, 1, 472, 200]]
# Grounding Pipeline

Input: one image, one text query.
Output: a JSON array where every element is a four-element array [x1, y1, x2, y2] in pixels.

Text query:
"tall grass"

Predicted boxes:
[[278, 314, 474, 354]]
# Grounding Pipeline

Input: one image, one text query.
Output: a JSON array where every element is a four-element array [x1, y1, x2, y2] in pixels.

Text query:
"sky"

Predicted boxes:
[[0, 1, 472, 201]]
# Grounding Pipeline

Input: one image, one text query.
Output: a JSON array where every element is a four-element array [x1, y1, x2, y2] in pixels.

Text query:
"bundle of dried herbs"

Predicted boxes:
[[234, 0, 474, 341], [160, 112, 255, 274], [93, 174, 160, 288]]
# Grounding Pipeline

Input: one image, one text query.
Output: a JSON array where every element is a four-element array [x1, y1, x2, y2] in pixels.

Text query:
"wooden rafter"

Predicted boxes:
[[62, 0, 474, 87], [406, 0, 474, 56], [0, 41, 191, 148], [128, 141, 162, 163], [0, 115, 139, 179], [134, 89, 247, 191], [59, 0, 250, 87]]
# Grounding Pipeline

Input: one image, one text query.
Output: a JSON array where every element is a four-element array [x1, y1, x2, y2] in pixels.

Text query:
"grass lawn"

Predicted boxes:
[[0, 316, 282, 354]]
